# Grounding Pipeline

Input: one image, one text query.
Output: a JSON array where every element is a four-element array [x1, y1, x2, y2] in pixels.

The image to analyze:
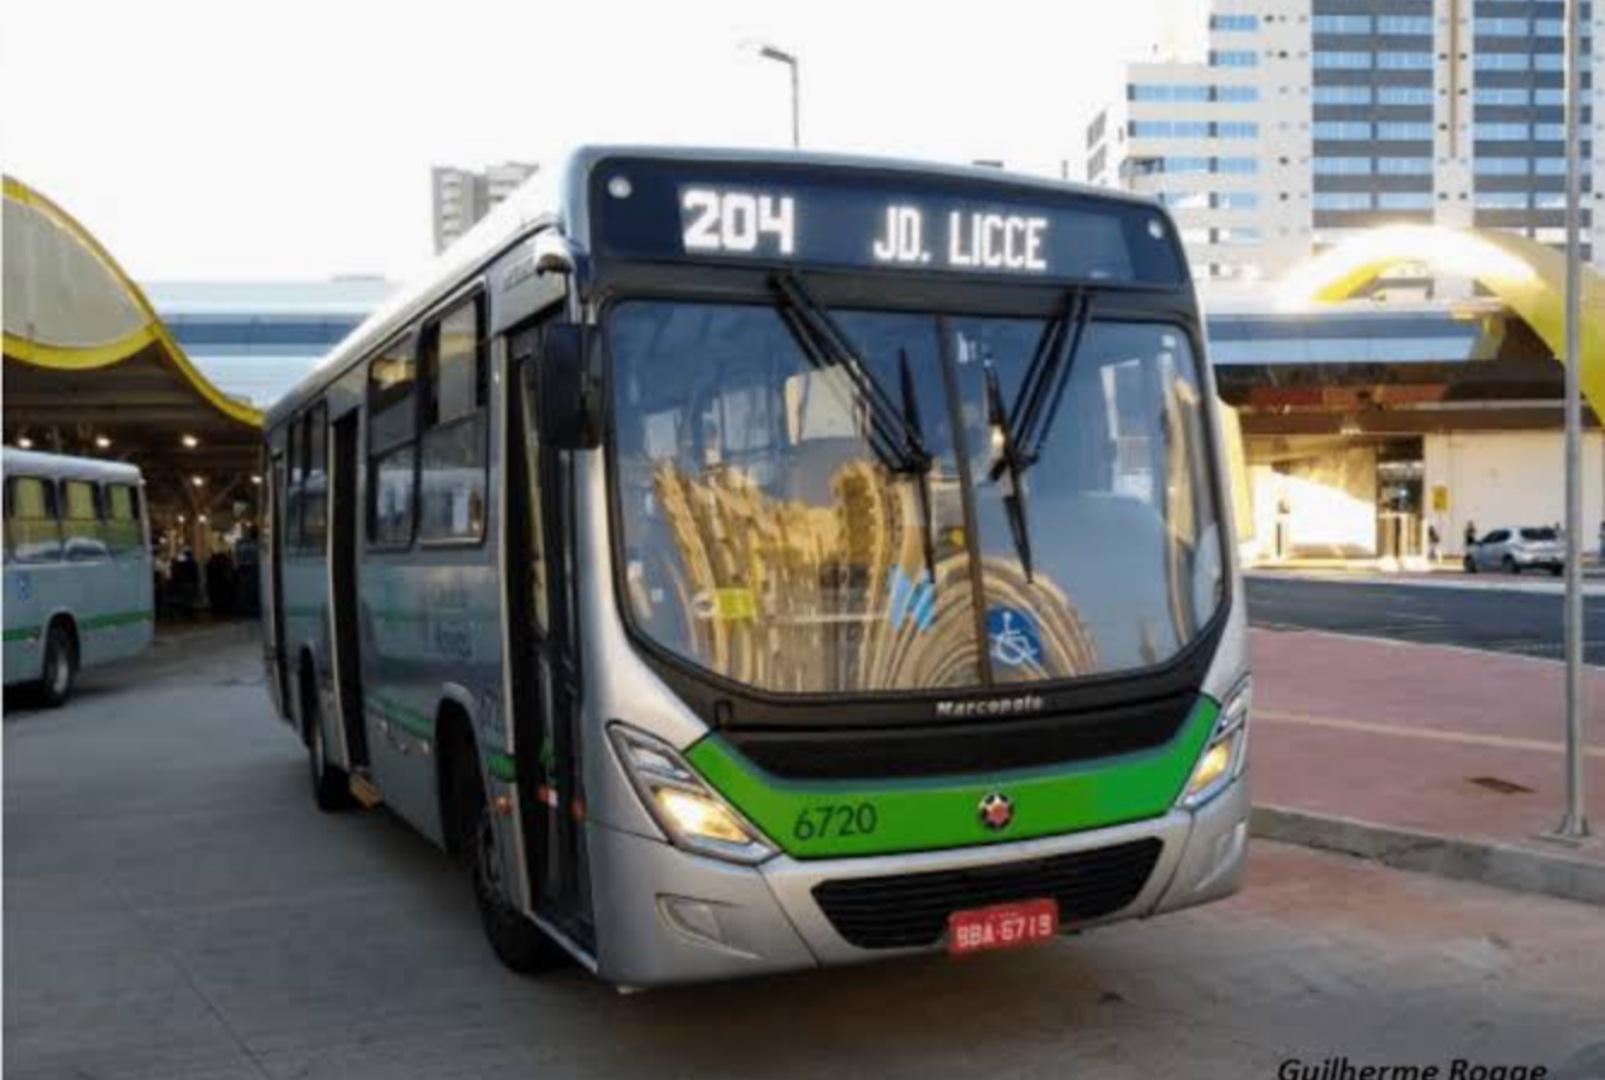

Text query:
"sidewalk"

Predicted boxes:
[[1247, 557, 1605, 594], [1249, 627, 1605, 902]]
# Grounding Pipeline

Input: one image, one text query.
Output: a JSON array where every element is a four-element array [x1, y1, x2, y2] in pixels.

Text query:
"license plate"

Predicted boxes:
[[947, 898, 1060, 955]]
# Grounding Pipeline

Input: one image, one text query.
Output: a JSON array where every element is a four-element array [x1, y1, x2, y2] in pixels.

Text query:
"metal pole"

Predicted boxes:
[[790, 59, 801, 149], [1556, 0, 1591, 839]]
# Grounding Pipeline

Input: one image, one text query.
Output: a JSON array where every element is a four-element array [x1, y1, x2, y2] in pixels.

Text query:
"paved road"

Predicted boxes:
[[6, 636, 1605, 1080], [1246, 574, 1605, 664]]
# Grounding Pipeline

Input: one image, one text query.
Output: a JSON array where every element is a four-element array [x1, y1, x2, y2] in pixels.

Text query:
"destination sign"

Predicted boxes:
[[591, 158, 1185, 286]]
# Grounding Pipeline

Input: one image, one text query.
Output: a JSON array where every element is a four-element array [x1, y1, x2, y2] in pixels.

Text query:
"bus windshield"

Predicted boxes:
[[608, 297, 1224, 695]]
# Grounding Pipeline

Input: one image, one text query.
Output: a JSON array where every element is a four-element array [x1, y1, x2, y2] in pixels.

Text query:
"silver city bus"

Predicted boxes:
[[4, 447, 153, 706], [261, 147, 1250, 987]]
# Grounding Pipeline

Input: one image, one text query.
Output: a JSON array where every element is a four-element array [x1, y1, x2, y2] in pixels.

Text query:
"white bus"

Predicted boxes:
[[262, 147, 1249, 986], [3, 447, 154, 706]]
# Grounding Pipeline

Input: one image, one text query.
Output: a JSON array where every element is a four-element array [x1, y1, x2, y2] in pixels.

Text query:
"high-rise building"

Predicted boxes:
[[1087, 0, 1603, 287], [430, 161, 539, 254]]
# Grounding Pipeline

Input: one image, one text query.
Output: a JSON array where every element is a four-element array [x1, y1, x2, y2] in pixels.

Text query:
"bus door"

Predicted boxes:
[[265, 450, 291, 718], [508, 325, 593, 946], [328, 411, 368, 769]]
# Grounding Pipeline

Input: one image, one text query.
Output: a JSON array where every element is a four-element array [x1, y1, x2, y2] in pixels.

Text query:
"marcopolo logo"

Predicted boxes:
[[934, 693, 1046, 720]]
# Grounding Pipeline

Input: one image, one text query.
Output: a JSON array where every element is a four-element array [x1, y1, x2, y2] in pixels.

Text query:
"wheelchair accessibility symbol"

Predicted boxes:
[[986, 605, 1043, 669]]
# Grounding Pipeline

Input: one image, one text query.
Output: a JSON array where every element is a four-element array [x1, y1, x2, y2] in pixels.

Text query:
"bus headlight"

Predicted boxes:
[[1183, 677, 1250, 807], [608, 723, 778, 865]]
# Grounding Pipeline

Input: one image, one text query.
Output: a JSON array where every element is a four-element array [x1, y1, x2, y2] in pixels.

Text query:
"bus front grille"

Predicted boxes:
[[811, 838, 1163, 950]]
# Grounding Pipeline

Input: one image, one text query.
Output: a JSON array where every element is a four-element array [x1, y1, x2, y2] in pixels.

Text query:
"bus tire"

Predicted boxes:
[[303, 670, 354, 812], [39, 620, 78, 709], [450, 746, 567, 975]]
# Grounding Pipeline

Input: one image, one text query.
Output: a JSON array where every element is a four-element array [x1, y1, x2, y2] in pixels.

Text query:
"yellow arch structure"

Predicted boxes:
[[1275, 223, 1605, 419], [3, 175, 262, 428]]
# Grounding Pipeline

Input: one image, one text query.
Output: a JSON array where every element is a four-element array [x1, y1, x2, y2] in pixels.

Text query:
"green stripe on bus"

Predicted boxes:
[[365, 691, 434, 739], [686, 696, 1219, 860], [3, 609, 151, 642], [487, 752, 518, 783]]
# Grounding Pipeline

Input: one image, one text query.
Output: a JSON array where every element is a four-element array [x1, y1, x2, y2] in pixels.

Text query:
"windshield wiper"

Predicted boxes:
[[771, 272, 938, 579], [985, 289, 1094, 582]]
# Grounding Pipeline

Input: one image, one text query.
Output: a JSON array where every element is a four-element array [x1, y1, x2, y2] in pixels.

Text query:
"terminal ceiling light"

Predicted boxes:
[[94, 435, 112, 449], [251, 474, 262, 485], [198, 514, 208, 524], [16, 437, 33, 449], [191, 475, 206, 487], [181, 434, 200, 449]]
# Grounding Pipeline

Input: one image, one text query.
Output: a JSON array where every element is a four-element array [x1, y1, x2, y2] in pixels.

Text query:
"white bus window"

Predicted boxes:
[[285, 421, 302, 550], [419, 298, 487, 543], [370, 446, 417, 546], [60, 479, 110, 562], [103, 483, 143, 553], [368, 333, 419, 547], [5, 476, 62, 563], [302, 404, 328, 550]]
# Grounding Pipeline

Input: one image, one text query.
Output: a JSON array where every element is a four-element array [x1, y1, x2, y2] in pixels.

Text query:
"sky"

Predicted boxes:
[[3, 0, 1178, 284]]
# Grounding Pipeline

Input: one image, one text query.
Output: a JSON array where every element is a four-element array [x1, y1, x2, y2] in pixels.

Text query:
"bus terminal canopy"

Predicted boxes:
[[1276, 223, 1605, 421], [2, 176, 262, 519]]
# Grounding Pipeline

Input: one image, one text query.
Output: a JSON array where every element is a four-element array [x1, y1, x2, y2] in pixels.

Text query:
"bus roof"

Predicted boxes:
[[267, 145, 1163, 427], [3, 446, 143, 484]]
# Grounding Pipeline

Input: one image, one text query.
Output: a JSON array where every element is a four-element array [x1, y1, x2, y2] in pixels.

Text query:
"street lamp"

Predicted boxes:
[[748, 41, 800, 148]]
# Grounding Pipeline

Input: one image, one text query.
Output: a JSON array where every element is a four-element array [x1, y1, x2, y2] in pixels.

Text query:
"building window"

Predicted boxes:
[[1377, 51, 1433, 70], [4, 476, 61, 563], [1211, 13, 1258, 30], [367, 332, 419, 547], [1214, 227, 1262, 246], [1216, 85, 1260, 102], [1377, 156, 1432, 174], [1474, 17, 1529, 35], [1313, 51, 1373, 69], [1475, 191, 1529, 209], [1216, 156, 1258, 174], [1475, 52, 1531, 71], [1314, 156, 1373, 174], [1378, 192, 1434, 210], [1214, 191, 1259, 209], [1130, 120, 1213, 138], [1379, 86, 1434, 106], [1217, 121, 1259, 138], [1536, 88, 1567, 106], [1210, 50, 1259, 67], [1315, 85, 1373, 104], [1475, 156, 1530, 175], [1535, 191, 1570, 209], [1378, 122, 1434, 140], [1158, 155, 1213, 173], [1474, 122, 1531, 140], [1313, 192, 1374, 210], [1534, 122, 1569, 141], [418, 296, 487, 543], [1475, 87, 1531, 106], [1377, 15, 1432, 34], [1315, 120, 1374, 140], [1312, 14, 1371, 33], [1130, 83, 1212, 102]]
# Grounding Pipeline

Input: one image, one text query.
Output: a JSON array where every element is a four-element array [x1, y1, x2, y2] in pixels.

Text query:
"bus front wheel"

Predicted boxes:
[[39, 621, 78, 709], [451, 747, 567, 974]]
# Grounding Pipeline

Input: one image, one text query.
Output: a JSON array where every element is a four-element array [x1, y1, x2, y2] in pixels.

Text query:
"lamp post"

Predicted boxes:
[[751, 42, 800, 148], [1555, 0, 1591, 840]]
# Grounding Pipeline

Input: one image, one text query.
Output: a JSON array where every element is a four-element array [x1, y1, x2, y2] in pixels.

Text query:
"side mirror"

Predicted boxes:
[[530, 324, 600, 450]]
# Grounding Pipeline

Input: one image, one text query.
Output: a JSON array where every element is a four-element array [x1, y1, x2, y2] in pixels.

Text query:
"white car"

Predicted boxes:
[[1464, 526, 1564, 576]]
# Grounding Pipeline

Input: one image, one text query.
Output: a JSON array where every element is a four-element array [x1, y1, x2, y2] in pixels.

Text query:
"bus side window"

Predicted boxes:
[[285, 419, 303, 551], [302, 403, 328, 550], [103, 483, 143, 554], [60, 479, 109, 562], [367, 331, 420, 547], [418, 295, 487, 544], [9, 477, 62, 563]]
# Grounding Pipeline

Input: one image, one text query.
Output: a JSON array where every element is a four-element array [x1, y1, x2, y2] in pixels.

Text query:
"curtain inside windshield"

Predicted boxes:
[[608, 300, 1222, 695]]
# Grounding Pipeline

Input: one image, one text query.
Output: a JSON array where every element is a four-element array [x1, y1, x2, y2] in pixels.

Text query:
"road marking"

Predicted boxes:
[[1257, 708, 1605, 759]]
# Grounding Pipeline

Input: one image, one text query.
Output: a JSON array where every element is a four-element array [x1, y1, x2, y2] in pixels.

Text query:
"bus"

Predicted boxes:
[[4, 447, 154, 707], [261, 146, 1250, 987]]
